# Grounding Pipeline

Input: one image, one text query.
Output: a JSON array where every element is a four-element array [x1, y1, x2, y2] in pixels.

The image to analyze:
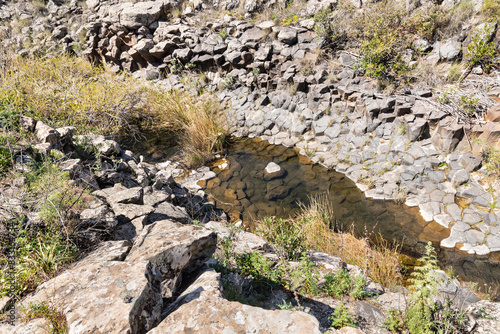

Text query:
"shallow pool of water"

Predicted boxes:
[[200, 138, 500, 289]]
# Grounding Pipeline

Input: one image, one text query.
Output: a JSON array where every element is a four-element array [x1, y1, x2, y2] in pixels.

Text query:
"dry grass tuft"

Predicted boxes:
[[146, 89, 228, 167], [296, 193, 403, 287], [0, 55, 227, 167], [259, 193, 403, 287]]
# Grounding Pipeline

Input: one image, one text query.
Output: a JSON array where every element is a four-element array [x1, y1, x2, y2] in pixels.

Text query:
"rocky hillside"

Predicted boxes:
[[1, 0, 500, 333]]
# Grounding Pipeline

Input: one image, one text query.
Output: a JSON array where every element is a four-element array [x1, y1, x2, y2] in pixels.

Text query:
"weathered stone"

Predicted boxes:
[[149, 269, 321, 334], [111, 203, 155, 224], [485, 103, 500, 122], [149, 201, 191, 224], [467, 300, 500, 334], [120, 1, 167, 30], [448, 169, 470, 186], [264, 162, 286, 180], [439, 39, 462, 61], [459, 153, 482, 172], [35, 121, 60, 147], [77, 134, 122, 157], [240, 27, 265, 43], [17, 222, 215, 334], [19, 116, 37, 132], [94, 184, 144, 205], [431, 117, 464, 153], [278, 27, 297, 45], [79, 205, 118, 230]]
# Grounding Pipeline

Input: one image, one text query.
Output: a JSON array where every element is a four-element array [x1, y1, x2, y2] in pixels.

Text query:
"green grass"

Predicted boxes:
[[0, 160, 82, 298]]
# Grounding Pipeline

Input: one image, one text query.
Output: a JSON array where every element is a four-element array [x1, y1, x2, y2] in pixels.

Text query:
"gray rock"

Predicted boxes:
[[20, 116, 37, 132], [35, 121, 60, 148], [448, 169, 470, 186], [431, 117, 464, 153], [240, 27, 265, 43], [278, 27, 298, 45], [94, 184, 144, 205], [149, 201, 191, 224], [120, 1, 168, 30], [150, 270, 321, 334], [16, 222, 216, 334], [439, 39, 462, 61], [459, 153, 482, 172]]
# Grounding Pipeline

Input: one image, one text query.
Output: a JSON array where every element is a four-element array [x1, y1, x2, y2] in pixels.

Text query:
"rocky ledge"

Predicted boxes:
[[1, 118, 499, 333]]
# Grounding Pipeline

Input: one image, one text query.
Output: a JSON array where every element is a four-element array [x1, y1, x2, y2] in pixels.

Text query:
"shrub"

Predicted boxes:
[[465, 27, 497, 73], [236, 251, 282, 283], [330, 302, 357, 329], [323, 268, 351, 299], [349, 275, 366, 300]]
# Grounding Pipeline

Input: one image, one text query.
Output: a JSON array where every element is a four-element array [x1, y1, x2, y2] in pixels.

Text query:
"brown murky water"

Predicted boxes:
[[200, 138, 500, 288]]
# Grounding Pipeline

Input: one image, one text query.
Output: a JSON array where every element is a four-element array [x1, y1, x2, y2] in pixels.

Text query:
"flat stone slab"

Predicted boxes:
[[148, 270, 321, 334]]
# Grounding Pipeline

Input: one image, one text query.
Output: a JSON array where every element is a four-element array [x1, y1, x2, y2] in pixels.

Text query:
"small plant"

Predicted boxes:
[[446, 63, 462, 83], [398, 124, 406, 135], [236, 251, 282, 283], [222, 75, 234, 89], [323, 268, 351, 299], [459, 94, 480, 115], [349, 275, 366, 300], [23, 301, 68, 334], [282, 13, 299, 26], [218, 27, 229, 41], [278, 299, 295, 310], [168, 58, 183, 74], [257, 216, 306, 261], [192, 219, 204, 226], [405, 242, 440, 333], [382, 309, 404, 332], [436, 91, 451, 104], [330, 302, 357, 329], [290, 253, 319, 296]]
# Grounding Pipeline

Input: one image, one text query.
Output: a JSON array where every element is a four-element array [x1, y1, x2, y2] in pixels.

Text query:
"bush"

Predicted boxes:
[[236, 251, 282, 284], [330, 302, 357, 329], [323, 268, 351, 298], [465, 26, 497, 73]]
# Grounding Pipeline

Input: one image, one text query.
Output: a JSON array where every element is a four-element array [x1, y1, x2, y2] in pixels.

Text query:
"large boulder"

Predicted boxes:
[[119, 1, 173, 30], [148, 269, 322, 334], [13, 222, 216, 334]]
